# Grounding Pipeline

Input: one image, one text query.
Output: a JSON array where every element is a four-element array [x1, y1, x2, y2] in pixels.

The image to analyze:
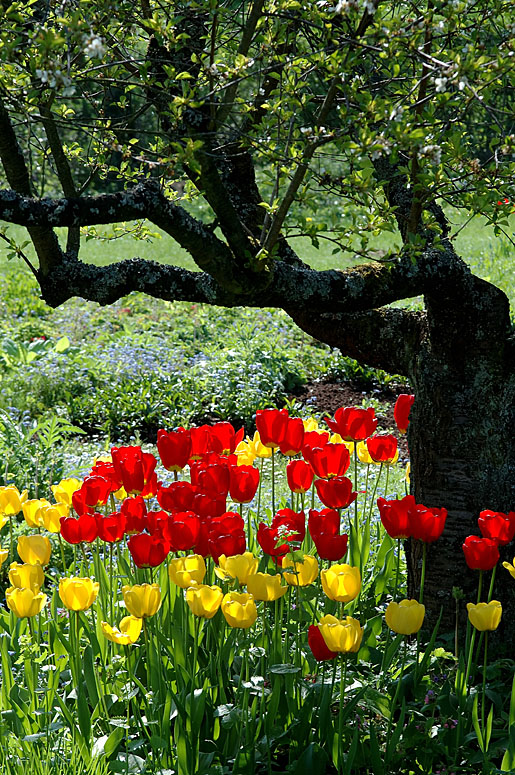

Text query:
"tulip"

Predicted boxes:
[[410, 505, 447, 543], [89, 460, 123, 494], [319, 614, 364, 653], [302, 431, 329, 457], [272, 508, 306, 543], [75, 475, 112, 510], [51, 478, 82, 506], [313, 531, 348, 562], [234, 439, 257, 467], [385, 599, 425, 635], [22, 499, 51, 529], [6, 587, 47, 618], [356, 441, 374, 465], [128, 533, 169, 568], [257, 523, 290, 559], [246, 572, 288, 601], [185, 584, 223, 619], [60, 513, 99, 544], [121, 496, 147, 534], [59, 577, 100, 611], [97, 513, 126, 543], [169, 555, 207, 588], [282, 553, 319, 586], [462, 535, 499, 571], [466, 600, 502, 631], [229, 465, 260, 503], [101, 616, 143, 645], [304, 443, 351, 479], [321, 564, 361, 602], [215, 552, 258, 585], [248, 431, 272, 459], [255, 408, 289, 449], [377, 495, 416, 540], [478, 510, 515, 546], [308, 508, 340, 540], [192, 492, 227, 520], [210, 531, 246, 564], [278, 417, 305, 456], [221, 591, 258, 628], [39, 503, 69, 533], [308, 624, 338, 661], [189, 425, 214, 459], [315, 476, 357, 510], [157, 481, 196, 513], [394, 394, 415, 434], [192, 462, 230, 499], [17, 535, 52, 566], [162, 512, 200, 552], [9, 562, 44, 592], [366, 434, 398, 464], [111, 446, 158, 497], [209, 422, 244, 455], [503, 557, 515, 579], [326, 406, 378, 442], [0, 485, 28, 516], [157, 427, 192, 472], [0, 547, 8, 566], [286, 460, 314, 494], [122, 583, 161, 618]]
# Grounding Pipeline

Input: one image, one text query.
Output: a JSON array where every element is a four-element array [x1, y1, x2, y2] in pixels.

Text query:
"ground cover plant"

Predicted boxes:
[[0, 405, 514, 774]]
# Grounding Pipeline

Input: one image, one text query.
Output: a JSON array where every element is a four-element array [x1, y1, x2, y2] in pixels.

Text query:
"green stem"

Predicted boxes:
[[338, 656, 348, 773], [367, 463, 383, 523], [481, 631, 488, 745], [477, 570, 483, 603], [386, 638, 407, 764], [271, 448, 276, 514], [487, 565, 497, 602]]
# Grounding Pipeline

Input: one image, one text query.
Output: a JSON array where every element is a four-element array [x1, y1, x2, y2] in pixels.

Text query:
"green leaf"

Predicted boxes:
[[54, 336, 70, 352]]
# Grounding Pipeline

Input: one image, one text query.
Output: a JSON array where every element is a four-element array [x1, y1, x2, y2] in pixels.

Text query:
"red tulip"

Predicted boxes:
[[192, 463, 230, 499], [462, 535, 500, 571], [189, 425, 213, 460], [394, 394, 415, 434], [121, 496, 147, 535], [304, 443, 351, 479], [308, 624, 338, 661], [60, 513, 99, 544], [229, 465, 260, 503], [313, 531, 348, 562], [161, 512, 201, 552], [257, 523, 290, 559], [326, 407, 378, 442], [157, 428, 192, 472], [97, 513, 126, 543], [410, 505, 447, 543], [286, 460, 314, 494], [255, 408, 289, 449], [302, 431, 329, 456], [75, 476, 112, 510], [478, 510, 515, 546], [366, 434, 398, 463], [145, 510, 169, 536], [308, 508, 340, 539], [209, 531, 246, 564], [279, 418, 305, 456], [271, 508, 306, 544], [209, 422, 245, 455], [191, 492, 227, 519], [194, 521, 211, 557], [377, 495, 416, 539], [210, 511, 245, 536], [111, 446, 157, 497], [128, 533, 169, 568], [89, 460, 123, 492], [157, 481, 196, 513], [315, 477, 357, 510]]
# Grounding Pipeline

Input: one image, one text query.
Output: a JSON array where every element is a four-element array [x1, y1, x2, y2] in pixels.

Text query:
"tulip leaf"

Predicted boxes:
[[269, 663, 301, 674], [54, 335, 70, 352], [485, 703, 493, 751], [76, 687, 92, 743], [472, 693, 484, 752], [290, 742, 328, 773], [367, 725, 384, 774]]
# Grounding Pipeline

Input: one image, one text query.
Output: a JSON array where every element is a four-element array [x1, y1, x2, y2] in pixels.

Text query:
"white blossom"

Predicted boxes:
[[419, 144, 442, 165], [434, 77, 448, 93], [83, 35, 106, 60]]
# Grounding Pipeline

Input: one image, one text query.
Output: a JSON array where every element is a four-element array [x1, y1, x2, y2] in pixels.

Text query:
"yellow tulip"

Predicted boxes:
[[215, 552, 258, 585], [321, 564, 361, 603], [356, 441, 373, 464], [101, 616, 142, 645], [303, 418, 319, 432], [185, 584, 223, 618], [0, 515, 7, 531], [466, 601, 502, 632], [114, 486, 127, 500], [248, 431, 272, 459], [9, 562, 45, 592], [385, 599, 425, 635], [282, 553, 319, 586], [235, 440, 257, 467], [0, 547, 8, 566], [6, 587, 47, 618], [221, 591, 258, 629], [122, 583, 161, 618], [405, 462, 411, 484], [0, 485, 28, 516], [59, 577, 100, 611], [319, 614, 364, 653], [502, 558, 515, 579], [246, 572, 288, 601], [17, 535, 52, 566], [22, 499, 51, 529], [168, 555, 206, 588], [39, 503, 69, 533], [51, 478, 82, 506], [330, 434, 354, 454]]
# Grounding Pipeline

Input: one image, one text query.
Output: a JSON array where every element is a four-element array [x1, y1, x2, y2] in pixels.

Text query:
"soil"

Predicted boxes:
[[289, 377, 411, 461]]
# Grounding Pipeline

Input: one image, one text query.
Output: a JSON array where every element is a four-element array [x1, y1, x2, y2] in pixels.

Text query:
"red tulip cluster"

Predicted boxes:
[[60, 423, 256, 567], [377, 495, 447, 543], [462, 509, 515, 571]]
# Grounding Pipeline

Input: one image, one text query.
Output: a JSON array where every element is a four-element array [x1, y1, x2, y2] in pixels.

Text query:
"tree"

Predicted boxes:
[[0, 0, 514, 635]]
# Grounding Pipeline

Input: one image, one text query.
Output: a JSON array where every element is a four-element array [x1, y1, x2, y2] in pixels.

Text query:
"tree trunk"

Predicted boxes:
[[407, 276, 515, 648]]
